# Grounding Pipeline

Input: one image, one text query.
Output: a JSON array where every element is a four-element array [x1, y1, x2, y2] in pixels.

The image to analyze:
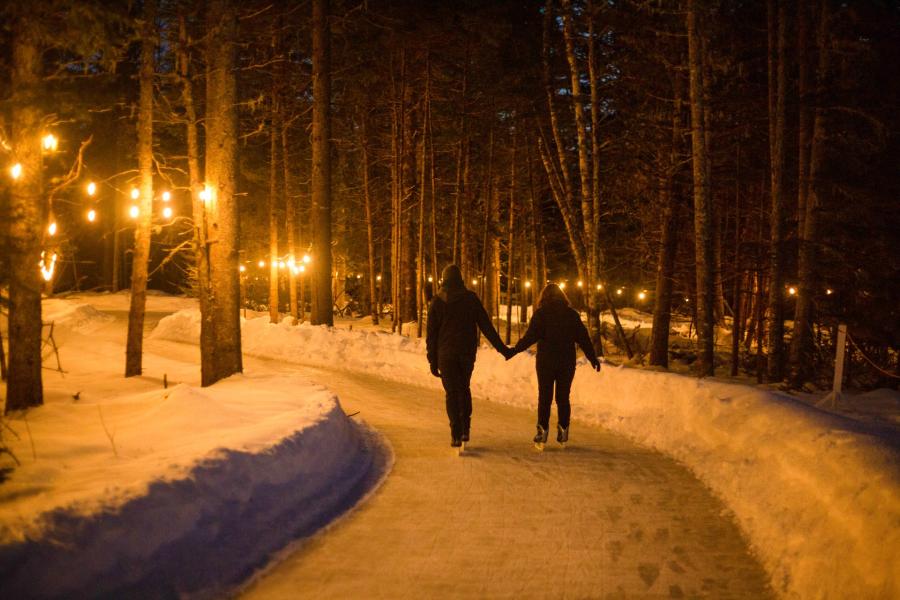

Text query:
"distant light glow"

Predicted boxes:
[[299, 265, 306, 273], [239, 265, 246, 273], [596, 283, 603, 291], [292, 266, 300, 275], [559, 282, 566, 290], [42, 134, 58, 152], [87, 209, 97, 222], [40, 251, 57, 281], [162, 191, 171, 202], [278, 261, 285, 269], [788, 286, 797, 296], [376, 274, 382, 281], [684, 297, 690, 303], [302, 254, 311, 264], [472, 279, 478, 285], [129, 205, 139, 219], [86, 181, 97, 196], [258, 260, 266, 268], [130, 188, 140, 200], [616, 288, 623, 296], [638, 291, 647, 301], [524, 281, 531, 288], [10, 163, 22, 180], [427, 276, 433, 283], [162, 206, 173, 219], [287, 256, 296, 269], [48, 221, 57, 236], [577, 280, 583, 288], [826, 288, 833, 295]]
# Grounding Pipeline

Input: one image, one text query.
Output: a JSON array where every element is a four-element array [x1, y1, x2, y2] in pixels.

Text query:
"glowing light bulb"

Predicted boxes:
[[684, 297, 690, 303], [292, 266, 300, 275], [162, 206, 173, 219], [788, 286, 797, 296], [299, 265, 306, 273], [161, 191, 171, 202], [358, 274, 363, 279], [40, 251, 57, 281], [472, 279, 478, 285], [826, 288, 833, 295], [86, 181, 97, 196], [376, 274, 382, 281], [278, 261, 285, 269], [48, 221, 57, 236], [638, 291, 647, 301], [239, 265, 246, 273], [427, 276, 433, 282], [559, 282, 566, 290], [577, 280, 583, 288], [524, 281, 531, 288], [42, 133, 58, 152], [258, 260, 266, 268], [302, 254, 311, 264], [616, 288, 623, 296], [129, 205, 139, 219], [10, 163, 22, 180], [287, 256, 296, 269], [130, 188, 140, 200], [596, 284, 603, 291], [87, 209, 97, 222]]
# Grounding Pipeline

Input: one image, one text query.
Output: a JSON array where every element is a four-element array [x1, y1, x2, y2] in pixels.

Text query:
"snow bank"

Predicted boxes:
[[0, 373, 386, 598], [41, 300, 114, 333], [153, 309, 900, 599]]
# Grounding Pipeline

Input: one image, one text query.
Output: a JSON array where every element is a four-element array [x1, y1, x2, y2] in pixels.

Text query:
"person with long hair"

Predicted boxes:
[[427, 264, 513, 451], [509, 283, 600, 449]]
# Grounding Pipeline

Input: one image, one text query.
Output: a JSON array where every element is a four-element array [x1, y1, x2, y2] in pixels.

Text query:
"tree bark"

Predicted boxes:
[[361, 112, 379, 325], [789, 0, 830, 386], [125, 0, 156, 378], [766, 0, 788, 382], [686, 0, 716, 377], [268, 85, 281, 324], [505, 136, 517, 345], [311, 0, 333, 326], [204, 0, 243, 383], [5, 18, 44, 412], [282, 110, 299, 324]]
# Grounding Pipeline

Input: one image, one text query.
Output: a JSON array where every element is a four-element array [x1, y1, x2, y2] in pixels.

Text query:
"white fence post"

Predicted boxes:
[[818, 323, 847, 408]]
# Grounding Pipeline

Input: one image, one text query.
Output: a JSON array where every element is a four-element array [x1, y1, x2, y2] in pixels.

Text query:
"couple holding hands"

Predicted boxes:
[[426, 264, 601, 451]]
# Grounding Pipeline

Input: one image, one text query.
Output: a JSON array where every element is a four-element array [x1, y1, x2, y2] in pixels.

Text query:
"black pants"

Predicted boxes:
[[536, 361, 575, 430], [439, 355, 475, 438]]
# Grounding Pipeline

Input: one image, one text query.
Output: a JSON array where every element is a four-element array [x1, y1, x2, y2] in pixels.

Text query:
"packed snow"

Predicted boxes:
[[153, 307, 900, 599], [0, 296, 388, 598]]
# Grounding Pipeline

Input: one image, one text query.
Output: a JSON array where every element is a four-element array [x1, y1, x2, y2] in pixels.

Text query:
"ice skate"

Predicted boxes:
[[557, 425, 569, 449], [533, 425, 548, 451], [451, 436, 463, 456]]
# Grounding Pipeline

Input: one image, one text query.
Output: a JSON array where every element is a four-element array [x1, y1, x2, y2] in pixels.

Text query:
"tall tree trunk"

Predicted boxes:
[[505, 137, 517, 345], [361, 113, 379, 325], [790, 0, 829, 386], [282, 110, 299, 324], [311, 0, 333, 326], [125, 0, 156, 378], [416, 58, 429, 338], [587, 0, 603, 352], [766, 0, 788, 382], [205, 0, 243, 382], [5, 18, 44, 412], [527, 137, 546, 307], [178, 12, 215, 382], [268, 89, 281, 324], [686, 0, 716, 377]]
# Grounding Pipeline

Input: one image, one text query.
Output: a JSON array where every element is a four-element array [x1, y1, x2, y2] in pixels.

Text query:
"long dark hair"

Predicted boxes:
[[538, 283, 570, 309]]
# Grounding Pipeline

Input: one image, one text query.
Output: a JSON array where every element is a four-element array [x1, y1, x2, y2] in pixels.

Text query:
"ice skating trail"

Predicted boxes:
[[238, 363, 772, 599]]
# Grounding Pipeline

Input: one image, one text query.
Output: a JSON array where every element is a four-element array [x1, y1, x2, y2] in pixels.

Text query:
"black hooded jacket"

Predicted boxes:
[[513, 299, 599, 368], [426, 266, 506, 367]]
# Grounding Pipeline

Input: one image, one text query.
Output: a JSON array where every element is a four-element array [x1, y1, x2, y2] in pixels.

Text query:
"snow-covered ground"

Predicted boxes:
[[153, 307, 900, 599], [0, 294, 388, 598]]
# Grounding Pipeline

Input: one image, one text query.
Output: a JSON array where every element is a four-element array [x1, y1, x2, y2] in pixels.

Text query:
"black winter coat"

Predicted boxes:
[[513, 300, 599, 368], [426, 286, 506, 367]]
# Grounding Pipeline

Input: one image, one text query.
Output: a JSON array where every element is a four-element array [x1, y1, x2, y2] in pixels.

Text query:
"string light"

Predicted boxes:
[[788, 286, 797, 296], [299, 265, 306, 273], [292, 266, 301, 275], [638, 291, 647, 301], [87, 209, 97, 222], [130, 188, 140, 200], [596, 283, 603, 291], [40, 251, 57, 281], [278, 260, 286, 269], [302, 254, 311, 264], [376, 274, 382, 281], [826, 288, 833, 295], [162, 206, 173, 219], [684, 297, 690, 303], [48, 221, 58, 236], [427, 275, 433, 282], [10, 163, 22, 180], [576, 280, 583, 288], [258, 260, 266, 268], [239, 265, 246, 273], [524, 281, 531, 288], [129, 205, 139, 219], [287, 256, 296, 269], [472, 278, 478, 285], [559, 282, 566, 290], [42, 133, 58, 152], [161, 191, 171, 202], [86, 181, 97, 196], [616, 288, 623, 296]]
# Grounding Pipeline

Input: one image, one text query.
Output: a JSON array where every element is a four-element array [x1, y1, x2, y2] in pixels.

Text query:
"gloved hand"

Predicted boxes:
[[590, 358, 601, 372], [430, 363, 441, 378]]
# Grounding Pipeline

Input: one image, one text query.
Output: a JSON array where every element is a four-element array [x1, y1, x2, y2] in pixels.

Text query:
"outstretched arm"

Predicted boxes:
[[426, 299, 442, 371], [513, 310, 542, 354], [474, 298, 509, 355], [573, 311, 600, 370]]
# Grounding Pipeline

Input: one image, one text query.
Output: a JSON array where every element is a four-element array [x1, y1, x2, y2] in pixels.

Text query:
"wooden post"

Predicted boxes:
[[818, 324, 847, 408]]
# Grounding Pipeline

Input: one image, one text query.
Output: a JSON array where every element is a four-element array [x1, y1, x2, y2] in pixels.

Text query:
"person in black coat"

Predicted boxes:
[[510, 283, 600, 448], [427, 264, 513, 447]]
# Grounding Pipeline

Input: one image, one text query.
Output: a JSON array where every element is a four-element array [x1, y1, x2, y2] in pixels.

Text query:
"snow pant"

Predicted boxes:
[[439, 355, 475, 438], [536, 361, 576, 430]]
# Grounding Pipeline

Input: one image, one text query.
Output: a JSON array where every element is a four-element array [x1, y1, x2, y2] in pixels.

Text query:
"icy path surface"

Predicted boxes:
[[240, 365, 772, 599]]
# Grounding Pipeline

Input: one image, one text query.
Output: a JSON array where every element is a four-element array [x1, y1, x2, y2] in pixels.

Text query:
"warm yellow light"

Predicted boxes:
[[10, 163, 22, 180], [287, 256, 296, 269], [788, 286, 797, 296], [302, 254, 311, 264], [597, 283, 603, 291], [524, 280, 531, 288], [616, 288, 623, 296], [87, 209, 97, 222], [376, 274, 382, 281], [258, 260, 266, 268], [239, 265, 246, 273], [684, 297, 690, 303], [427, 275, 433, 283], [162, 206, 173, 219], [471, 278, 478, 285], [358, 274, 364, 279], [559, 282, 566, 290], [86, 181, 97, 196], [638, 291, 647, 301], [299, 265, 306, 273], [40, 251, 57, 281], [292, 266, 300, 275], [826, 288, 833, 295], [48, 221, 57, 236], [42, 133, 58, 152], [161, 190, 171, 202], [577, 280, 583, 288], [278, 261, 285, 269], [129, 205, 139, 219], [130, 188, 140, 200]]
